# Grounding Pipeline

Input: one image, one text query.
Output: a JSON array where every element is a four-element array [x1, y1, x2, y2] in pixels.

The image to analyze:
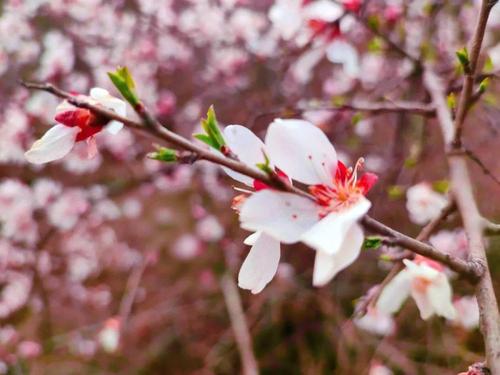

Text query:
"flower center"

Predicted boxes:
[[310, 158, 367, 217]]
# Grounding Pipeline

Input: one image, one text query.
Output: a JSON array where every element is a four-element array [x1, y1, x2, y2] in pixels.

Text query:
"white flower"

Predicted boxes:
[[354, 307, 395, 336], [377, 257, 457, 320], [25, 88, 126, 164], [406, 183, 448, 225], [453, 296, 479, 329], [98, 318, 120, 353], [221, 119, 377, 292]]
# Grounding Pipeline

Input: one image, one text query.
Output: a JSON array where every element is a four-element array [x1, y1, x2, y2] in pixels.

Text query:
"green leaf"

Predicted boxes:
[[194, 133, 219, 149], [456, 47, 470, 72], [479, 77, 490, 93], [256, 151, 273, 174], [447, 92, 456, 110], [363, 236, 383, 250], [107, 66, 140, 106], [484, 56, 494, 73], [199, 106, 226, 150], [432, 179, 449, 194], [148, 146, 178, 162], [387, 185, 404, 200], [351, 112, 363, 126], [379, 254, 392, 262], [403, 157, 417, 169], [367, 37, 383, 54], [367, 15, 379, 31]]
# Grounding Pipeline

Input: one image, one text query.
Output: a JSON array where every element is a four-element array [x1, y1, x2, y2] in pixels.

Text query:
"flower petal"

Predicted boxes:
[[222, 125, 267, 185], [90, 87, 126, 134], [326, 39, 360, 77], [25, 124, 80, 164], [240, 190, 319, 244], [243, 232, 261, 246], [411, 288, 435, 320], [265, 119, 337, 186], [312, 223, 364, 286], [238, 232, 281, 294], [427, 274, 457, 320], [301, 197, 371, 254], [376, 269, 412, 314]]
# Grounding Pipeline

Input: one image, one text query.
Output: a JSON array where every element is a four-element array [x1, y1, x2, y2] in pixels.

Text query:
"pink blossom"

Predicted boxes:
[[377, 256, 456, 320], [354, 307, 395, 336], [196, 215, 225, 242], [17, 340, 41, 359], [172, 234, 203, 260], [406, 183, 448, 225], [453, 296, 480, 330]]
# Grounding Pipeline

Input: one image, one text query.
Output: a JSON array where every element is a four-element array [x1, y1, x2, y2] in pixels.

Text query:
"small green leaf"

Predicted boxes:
[[387, 185, 404, 200], [367, 15, 379, 31], [148, 146, 178, 162], [432, 179, 449, 194], [363, 236, 383, 250], [484, 56, 494, 73], [331, 96, 345, 106], [199, 106, 226, 150], [367, 37, 383, 53], [404, 157, 417, 169], [379, 254, 392, 262], [456, 47, 470, 72], [256, 151, 273, 174], [107, 66, 140, 106], [479, 77, 490, 93], [447, 92, 456, 110], [351, 112, 363, 126], [194, 133, 219, 149]]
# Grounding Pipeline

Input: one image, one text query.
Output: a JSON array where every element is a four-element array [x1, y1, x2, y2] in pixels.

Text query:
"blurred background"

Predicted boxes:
[[1, 0, 500, 373]]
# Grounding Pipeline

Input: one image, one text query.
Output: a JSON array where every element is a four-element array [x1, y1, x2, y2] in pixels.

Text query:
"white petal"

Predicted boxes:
[[301, 197, 371, 254], [304, 0, 343, 22], [243, 232, 261, 246], [238, 232, 281, 294], [312, 223, 364, 286], [222, 125, 267, 185], [265, 119, 337, 186], [105, 121, 124, 135], [326, 40, 360, 77], [240, 190, 319, 244], [25, 124, 79, 164], [427, 274, 457, 320], [90, 87, 126, 134], [376, 269, 412, 314], [411, 289, 435, 320]]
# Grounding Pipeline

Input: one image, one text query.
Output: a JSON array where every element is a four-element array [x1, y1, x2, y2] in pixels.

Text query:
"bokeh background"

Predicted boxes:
[[1, 0, 500, 373]]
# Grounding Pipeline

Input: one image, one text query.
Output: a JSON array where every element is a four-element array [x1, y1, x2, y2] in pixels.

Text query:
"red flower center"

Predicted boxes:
[[310, 158, 377, 216], [55, 107, 106, 142]]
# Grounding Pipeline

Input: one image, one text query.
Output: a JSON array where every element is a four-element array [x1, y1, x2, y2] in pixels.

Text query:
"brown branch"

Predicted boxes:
[[362, 210, 479, 281], [453, 0, 498, 147], [20, 80, 478, 281], [297, 100, 435, 116], [424, 45, 500, 373], [220, 273, 259, 375]]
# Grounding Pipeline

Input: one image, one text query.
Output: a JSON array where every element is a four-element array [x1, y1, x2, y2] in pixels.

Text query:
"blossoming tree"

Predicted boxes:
[[2, 0, 500, 373]]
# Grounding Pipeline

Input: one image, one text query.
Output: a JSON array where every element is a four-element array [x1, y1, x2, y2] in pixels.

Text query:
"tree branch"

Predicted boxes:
[[220, 273, 259, 375], [424, 12, 500, 366], [20, 80, 478, 281], [453, 0, 498, 146]]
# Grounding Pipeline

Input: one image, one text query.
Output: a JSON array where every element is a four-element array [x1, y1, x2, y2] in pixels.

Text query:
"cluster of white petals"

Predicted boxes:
[[220, 119, 375, 293]]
